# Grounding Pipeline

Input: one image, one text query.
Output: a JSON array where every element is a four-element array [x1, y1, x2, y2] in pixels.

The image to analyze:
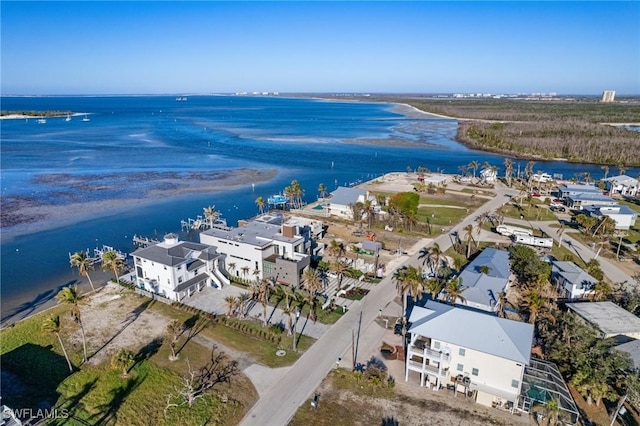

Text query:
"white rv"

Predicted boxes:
[[496, 225, 534, 237], [512, 234, 553, 248]]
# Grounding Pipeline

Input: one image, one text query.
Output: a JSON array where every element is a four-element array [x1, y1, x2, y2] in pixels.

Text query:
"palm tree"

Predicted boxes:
[[327, 239, 346, 260], [393, 267, 413, 318], [424, 278, 443, 301], [463, 224, 475, 259], [255, 196, 265, 215], [203, 205, 219, 228], [241, 266, 250, 280], [166, 319, 184, 361], [302, 268, 323, 295], [468, 160, 479, 181], [227, 262, 237, 277], [42, 315, 74, 373], [504, 158, 514, 187], [363, 199, 375, 229], [591, 280, 612, 301], [318, 183, 327, 200], [444, 277, 466, 305], [111, 349, 136, 378], [522, 287, 546, 324], [419, 243, 445, 278], [101, 250, 124, 283], [618, 163, 627, 176], [256, 278, 273, 326], [224, 295, 237, 317], [330, 260, 349, 290], [478, 265, 491, 275], [475, 211, 490, 236], [496, 291, 507, 318], [56, 285, 87, 362], [545, 398, 561, 425], [70, 251, 96, 292]]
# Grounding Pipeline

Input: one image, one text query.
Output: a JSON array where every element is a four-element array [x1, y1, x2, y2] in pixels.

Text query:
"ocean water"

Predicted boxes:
[[0, 95, 633, 322]]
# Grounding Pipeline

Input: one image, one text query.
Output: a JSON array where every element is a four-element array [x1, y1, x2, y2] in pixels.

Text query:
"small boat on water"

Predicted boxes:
[[82, 114, 90, 122], [176, 97, 188, 101], [37, 118, 46, 124], [65, 115, 71, 122]]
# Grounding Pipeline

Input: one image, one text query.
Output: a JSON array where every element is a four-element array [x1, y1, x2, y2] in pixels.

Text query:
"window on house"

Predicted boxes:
[[459, 348, 466, 356], [433, 341, 440, 349], [472, 368, 479, 376], [177, 266, 182, 270], [456, 364, 463, 372], [163, 266, 167, 270], [511, 380, 519, 388], [178, 277, 183, 283]]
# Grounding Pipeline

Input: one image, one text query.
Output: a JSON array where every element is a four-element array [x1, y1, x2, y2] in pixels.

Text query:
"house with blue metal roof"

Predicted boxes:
[[451, 248, 512, 313]]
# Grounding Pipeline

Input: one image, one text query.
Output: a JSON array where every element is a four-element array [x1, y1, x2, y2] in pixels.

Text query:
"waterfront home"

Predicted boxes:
[[603, 175, 639, 197], [132, 234, 226, 301], [564, 192, 618, 210], [479, 167, 497, 183], [583, 204, 638, 231], [200, 213, 310, 286], [566, 301, 640, 343], [455, 248, 512, 313], [550, 261, 597, 300], [326, 186, 376, 219], [406, 301, 534, 409], [557, 184, 601, 200]]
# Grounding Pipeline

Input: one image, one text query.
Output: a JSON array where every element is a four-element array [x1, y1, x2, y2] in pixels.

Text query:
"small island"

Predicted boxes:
[[0, 110, 75, 120]]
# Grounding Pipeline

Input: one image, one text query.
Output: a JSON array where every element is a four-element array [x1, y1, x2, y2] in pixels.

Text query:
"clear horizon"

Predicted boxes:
[[1, 1, 639, 96]]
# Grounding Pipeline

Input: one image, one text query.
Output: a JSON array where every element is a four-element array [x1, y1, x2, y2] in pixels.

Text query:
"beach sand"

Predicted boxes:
[[1, 168, 278, 241]]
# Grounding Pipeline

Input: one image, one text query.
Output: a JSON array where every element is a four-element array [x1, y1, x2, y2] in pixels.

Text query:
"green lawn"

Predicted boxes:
[[417, 206, 470, 227], [499, 202, 558, 222]]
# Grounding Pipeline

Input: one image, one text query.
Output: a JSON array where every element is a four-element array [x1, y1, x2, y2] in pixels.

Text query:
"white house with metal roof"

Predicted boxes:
[[326, 186, 376, 219], [132, 234, 226, 301], [199, 213, 310, 286], [604, 175, 639, 197], [406, 301, 534, 408], [583, 204, 638, 231], [550, 261, 597, 300], [454, 248, 512, 313]]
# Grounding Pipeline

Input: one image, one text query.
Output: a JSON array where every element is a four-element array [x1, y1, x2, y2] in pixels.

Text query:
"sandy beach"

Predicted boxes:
[[1, 168, 278, 241]]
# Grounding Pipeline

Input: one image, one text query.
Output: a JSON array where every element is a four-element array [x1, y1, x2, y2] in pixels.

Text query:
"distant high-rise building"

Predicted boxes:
[[602, 90, 616, 103]]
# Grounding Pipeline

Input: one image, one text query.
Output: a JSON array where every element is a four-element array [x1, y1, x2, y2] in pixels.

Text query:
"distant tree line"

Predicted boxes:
[[457, 120, 640, 166], [357, 97, 640, 166]]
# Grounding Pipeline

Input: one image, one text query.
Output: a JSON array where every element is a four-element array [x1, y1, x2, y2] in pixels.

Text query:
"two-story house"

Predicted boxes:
[[199, 213, 310, 286], [604, 175, 639, 197], [406, 301, 534, 409], [132, 234, 226, 301], [550, 261, 598, 299]]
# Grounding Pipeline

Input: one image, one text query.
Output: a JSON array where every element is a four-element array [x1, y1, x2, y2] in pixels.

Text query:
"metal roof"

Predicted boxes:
[[566, 301, 640, 339], [551, 261, 597, 289], [408, 301, 534, 364], [328, 186, 366, 206], [457, 248, 510, 308]]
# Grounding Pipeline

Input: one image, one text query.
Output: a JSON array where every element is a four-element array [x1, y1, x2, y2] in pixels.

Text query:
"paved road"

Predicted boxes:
[[240, 185, 639, 425], [508, 219, 636, 289], [239, 185, 519, 426]]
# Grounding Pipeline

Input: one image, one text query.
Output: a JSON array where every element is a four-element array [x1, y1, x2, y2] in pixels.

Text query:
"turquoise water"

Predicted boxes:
[[0, 95, 633, 322]]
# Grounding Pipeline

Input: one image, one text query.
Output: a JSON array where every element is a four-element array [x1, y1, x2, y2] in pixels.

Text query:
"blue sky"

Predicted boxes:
[[1, 1, 638, 95]]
